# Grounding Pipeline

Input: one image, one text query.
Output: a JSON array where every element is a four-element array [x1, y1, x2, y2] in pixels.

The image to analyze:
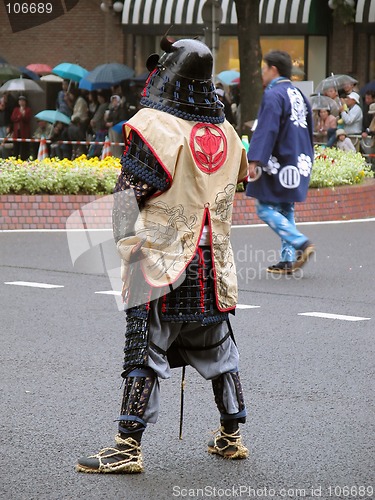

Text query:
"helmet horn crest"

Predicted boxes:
[[160, 36, 178, 53]]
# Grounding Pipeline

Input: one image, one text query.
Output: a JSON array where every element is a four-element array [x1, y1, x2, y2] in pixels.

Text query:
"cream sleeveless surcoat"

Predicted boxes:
[[117, 108, 248, 311]]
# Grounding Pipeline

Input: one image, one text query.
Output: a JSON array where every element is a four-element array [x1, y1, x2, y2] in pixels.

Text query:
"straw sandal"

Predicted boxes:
[[76, 434, 144, 474], [207, 426, 248, 459]]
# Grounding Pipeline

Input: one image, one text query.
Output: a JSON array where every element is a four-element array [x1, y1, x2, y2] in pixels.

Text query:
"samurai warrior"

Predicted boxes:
[[76, 37, 249, 474]]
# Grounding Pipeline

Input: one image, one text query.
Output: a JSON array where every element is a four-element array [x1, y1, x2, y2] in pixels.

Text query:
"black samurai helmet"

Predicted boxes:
[[140, 37, 224, 124]]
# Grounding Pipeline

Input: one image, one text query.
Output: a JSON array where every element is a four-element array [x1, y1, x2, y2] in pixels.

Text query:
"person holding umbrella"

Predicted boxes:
[[105, 94, 127, 157], [56, 80, 73, 117], [338, 92, 363, 136], [314, 107, 337, 145], [10, 95, 32, 160], [87, 90, 109, 157]]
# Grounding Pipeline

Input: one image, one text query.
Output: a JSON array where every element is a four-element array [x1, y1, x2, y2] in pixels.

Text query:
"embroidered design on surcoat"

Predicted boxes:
[[190, 123, 227, 174]]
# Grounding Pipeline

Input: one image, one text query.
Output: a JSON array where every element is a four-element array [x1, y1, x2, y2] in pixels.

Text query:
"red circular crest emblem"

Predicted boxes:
[[190, 123, 227, 174]]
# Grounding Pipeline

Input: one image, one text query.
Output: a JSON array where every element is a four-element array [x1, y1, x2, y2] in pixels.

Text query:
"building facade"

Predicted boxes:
[[0, 0, 374, 91], [120, 0, 375, 90]]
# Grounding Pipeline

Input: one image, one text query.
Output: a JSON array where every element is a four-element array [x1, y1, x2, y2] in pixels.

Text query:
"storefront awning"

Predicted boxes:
[[356, 0, 375, 31], [121, 0, 322, 36]]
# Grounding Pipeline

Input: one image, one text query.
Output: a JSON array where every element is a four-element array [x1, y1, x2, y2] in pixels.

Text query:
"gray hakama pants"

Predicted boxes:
[[137, 299, 246, 426]]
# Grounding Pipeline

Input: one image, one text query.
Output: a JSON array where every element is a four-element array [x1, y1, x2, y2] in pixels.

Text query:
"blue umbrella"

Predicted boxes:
[[52, 63, 88, 82], [35, 110, 71, 125], [130, 71, 149, 83], [112, 120, 127, 134], [360, 80, 375, 95], [19, 66, 40, 81], [79, 63, 135, 91], [216, 70, 240, 86]]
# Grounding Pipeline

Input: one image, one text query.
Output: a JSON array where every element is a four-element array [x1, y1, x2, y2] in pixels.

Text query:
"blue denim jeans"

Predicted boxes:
[[256, 200, 308, 262]]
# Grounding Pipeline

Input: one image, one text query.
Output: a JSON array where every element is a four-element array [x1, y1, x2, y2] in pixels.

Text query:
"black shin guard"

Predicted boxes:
[[117, 367, 156, 438], [212, 372, 246, 424]]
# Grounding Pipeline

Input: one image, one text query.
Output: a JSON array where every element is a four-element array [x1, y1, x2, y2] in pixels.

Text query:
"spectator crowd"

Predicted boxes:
[[0, 81, 139, 160], [1, 74, 375, 164]]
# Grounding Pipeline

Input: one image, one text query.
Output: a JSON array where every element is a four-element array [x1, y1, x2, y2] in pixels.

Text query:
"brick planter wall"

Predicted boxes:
[[232, 179, 375, 225], [1, 180, 375, 230]]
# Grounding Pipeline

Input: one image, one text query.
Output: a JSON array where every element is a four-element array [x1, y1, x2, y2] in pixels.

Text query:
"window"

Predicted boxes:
[[215, 36, 305, 81]]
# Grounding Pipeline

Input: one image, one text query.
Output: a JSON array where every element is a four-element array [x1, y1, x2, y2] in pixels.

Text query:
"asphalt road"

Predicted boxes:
[[0, 220, 374, 500]]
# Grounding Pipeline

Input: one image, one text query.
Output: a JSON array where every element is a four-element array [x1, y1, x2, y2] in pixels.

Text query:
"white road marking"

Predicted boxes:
[[1, 218, 375, 233], [95, 290, 122, 296], [4, 281, 64, 289], [237, 304, 260, 309], [232, 217, 375, 229], [299, 312, 371, 322]]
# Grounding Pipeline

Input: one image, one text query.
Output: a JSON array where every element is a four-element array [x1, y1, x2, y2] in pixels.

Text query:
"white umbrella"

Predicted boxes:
[[310, 95, 340, 116], [314, 74, 357, 94], [0, 77, 44, 93], [40, 74, 63, 82]]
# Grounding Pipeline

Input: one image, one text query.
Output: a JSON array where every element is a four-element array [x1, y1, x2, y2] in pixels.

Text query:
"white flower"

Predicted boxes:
[[264, 155, 280, 175], [298, 154, 312, 177]]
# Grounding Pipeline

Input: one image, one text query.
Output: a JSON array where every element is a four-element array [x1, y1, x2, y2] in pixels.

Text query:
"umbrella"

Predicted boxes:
[[112, 120, 127, 134], [26, 63, 53, 75], [216, 70, 240, 86], [79, 63, 135, 91], [40, 74, 63, 82], [52, 63, 88, 82], [360, 80, 375, 95], [18, 66, 40, 81], [310, 94, 340, 116], [314, 74, 357, 94], [0, 77, 44, 93], [0, 63, 22, 81], [129, 71, 149, 83], [35, 110, 71, 125]]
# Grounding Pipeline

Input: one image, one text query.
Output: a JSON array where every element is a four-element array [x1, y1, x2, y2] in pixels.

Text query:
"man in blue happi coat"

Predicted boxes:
[[247, 50, 315, 275]]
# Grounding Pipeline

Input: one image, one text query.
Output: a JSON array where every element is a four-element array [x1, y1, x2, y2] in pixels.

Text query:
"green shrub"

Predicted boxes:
[[310, 146, 373, 188], [0, 148, 373, 196]]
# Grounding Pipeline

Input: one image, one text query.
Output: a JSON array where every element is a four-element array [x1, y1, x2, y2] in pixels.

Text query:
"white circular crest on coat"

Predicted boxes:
[[279, 165, 301, 189]]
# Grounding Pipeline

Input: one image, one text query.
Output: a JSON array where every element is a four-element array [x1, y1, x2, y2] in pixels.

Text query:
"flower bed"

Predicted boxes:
[[310, 147, 373, 187], [1, 149, 374, 229], [0, 147, 373, 196], [0, 155, 121, 195]]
